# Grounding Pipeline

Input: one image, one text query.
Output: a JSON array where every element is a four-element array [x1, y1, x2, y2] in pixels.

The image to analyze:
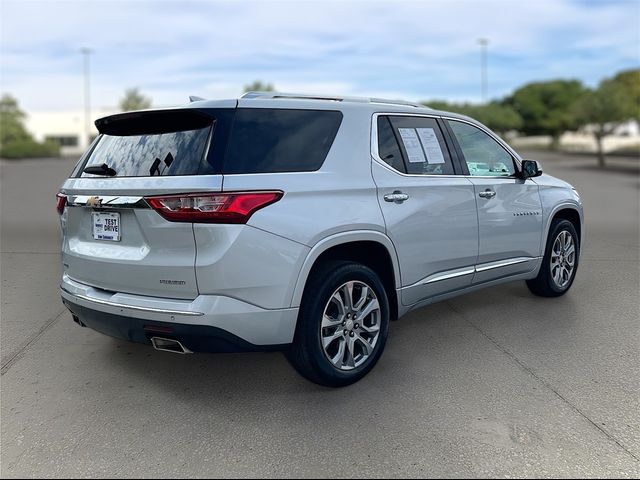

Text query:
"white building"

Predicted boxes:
[[25, 108, 118, 157]]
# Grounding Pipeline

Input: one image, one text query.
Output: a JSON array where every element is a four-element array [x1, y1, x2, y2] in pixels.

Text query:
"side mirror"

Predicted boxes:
[[521, 159, 542, 179]]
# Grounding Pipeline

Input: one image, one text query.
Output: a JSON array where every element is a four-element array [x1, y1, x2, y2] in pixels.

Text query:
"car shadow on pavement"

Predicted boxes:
[[90, 279, 580, 408], [90, 300, 470, 404]]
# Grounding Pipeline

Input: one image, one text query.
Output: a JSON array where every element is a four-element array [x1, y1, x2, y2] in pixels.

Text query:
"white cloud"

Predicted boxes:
[[1, 0, 638, 112]]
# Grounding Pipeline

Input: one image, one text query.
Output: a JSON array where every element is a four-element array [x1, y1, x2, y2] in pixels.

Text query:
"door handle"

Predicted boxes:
[[478, 189, 496, 199], [384, 191, 409, 203]]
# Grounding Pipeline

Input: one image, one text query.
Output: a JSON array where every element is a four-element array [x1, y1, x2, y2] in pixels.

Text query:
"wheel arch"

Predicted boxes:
[[290, 231, 401, 320], [544, 203, 584, 250]]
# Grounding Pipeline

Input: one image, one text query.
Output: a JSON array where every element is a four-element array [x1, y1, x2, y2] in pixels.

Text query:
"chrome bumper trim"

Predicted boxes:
[[60, 286, 204, 316]]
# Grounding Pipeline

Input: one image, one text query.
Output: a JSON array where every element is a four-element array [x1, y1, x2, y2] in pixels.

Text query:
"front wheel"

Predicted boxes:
[[286, 261, 390, 387], [527, 219, 580, 297]]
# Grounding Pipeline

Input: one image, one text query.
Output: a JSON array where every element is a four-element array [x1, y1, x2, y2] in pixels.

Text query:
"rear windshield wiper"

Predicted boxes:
[[83, 163, 117, 176]]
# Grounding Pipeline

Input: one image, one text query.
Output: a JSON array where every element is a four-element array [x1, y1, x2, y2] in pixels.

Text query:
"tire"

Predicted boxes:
[[286, 260, 390, 387], [527, 219, 580, 297]]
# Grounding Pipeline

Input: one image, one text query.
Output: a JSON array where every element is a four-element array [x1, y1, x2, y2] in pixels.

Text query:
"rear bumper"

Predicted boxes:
[[60, 274, 298, 352]]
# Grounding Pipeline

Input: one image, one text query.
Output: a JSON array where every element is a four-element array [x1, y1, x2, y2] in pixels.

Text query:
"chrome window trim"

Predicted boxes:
[[372, 154, 462, 179], [60, 286, 204, 316], [443, 116, 523, 178], [441, 116, 523, 163], [371, 112, 459, 178], [370, 112, 523, 179]]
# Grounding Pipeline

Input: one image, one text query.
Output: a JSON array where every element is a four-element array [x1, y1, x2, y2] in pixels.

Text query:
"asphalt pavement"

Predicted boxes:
[[1, 152, 638, 478]]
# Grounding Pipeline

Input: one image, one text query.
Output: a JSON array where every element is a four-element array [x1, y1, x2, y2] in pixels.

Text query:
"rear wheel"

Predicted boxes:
[[287, 261, 390, 387], [527, 219, 579, 297]]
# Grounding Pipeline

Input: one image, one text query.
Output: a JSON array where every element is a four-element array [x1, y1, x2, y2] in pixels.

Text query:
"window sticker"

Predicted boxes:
[[398, 128, 426, 163], [416, 128, 445, 164]]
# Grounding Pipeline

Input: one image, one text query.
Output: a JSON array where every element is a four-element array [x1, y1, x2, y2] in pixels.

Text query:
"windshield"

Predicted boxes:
[[81, 126, 211, 177]]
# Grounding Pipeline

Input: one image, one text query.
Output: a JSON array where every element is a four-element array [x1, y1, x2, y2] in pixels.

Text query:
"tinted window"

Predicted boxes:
[[377, 116, 406, 173], [81, 127, 211, 177], [448, 120, 515, 176], [388, 116, 454, 175], [223, 108, 342, 174]]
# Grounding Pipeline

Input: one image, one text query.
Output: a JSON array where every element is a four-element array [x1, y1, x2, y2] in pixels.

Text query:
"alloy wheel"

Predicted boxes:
[[550, 230, 576, 289], [320, 280, 381, 371]]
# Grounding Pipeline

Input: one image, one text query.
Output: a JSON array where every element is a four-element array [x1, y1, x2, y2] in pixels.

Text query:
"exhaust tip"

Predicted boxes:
[[150, 337, 192, 355]]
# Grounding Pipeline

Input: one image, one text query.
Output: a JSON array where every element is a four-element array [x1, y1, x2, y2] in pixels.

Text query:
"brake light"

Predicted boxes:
[[56, 193, 67, 215], [145, 191, 283, 224]]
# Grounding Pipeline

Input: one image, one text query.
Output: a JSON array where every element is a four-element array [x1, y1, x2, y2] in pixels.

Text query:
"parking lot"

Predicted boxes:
[[1, 152, 638, 478]]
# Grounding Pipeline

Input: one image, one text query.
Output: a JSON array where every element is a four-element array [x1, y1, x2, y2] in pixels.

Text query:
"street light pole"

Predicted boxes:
[[80, 48, 92, 148], [477, 38, 489, 103]]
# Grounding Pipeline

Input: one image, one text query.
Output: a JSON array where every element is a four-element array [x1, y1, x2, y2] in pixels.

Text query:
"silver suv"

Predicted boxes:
[[58, 92, 583, 387]]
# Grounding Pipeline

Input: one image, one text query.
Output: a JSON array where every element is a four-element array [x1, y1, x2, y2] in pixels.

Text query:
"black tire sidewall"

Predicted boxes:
[[297, 262, 390, 386], [541, 219, 580, 295]]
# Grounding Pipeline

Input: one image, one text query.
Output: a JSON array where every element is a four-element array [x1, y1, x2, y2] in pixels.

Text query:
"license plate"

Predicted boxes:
[[92, 212, 121, 241]]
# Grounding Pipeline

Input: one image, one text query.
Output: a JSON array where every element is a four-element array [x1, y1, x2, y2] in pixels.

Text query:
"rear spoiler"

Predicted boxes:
[[95, 108, 215, 136]]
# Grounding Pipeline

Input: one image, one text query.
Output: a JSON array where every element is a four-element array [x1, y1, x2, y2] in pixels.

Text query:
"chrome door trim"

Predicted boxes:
[[406, 257, 540, 288], [60, 286, 204, 316], [474, 256, 539, 273], [406, 266, 476, 288], [66, 195, 150, 209]]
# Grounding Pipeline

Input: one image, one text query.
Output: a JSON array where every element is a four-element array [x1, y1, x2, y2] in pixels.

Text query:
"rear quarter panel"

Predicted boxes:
[[223, 104, 385, 247], [220, 104, 390, 309]]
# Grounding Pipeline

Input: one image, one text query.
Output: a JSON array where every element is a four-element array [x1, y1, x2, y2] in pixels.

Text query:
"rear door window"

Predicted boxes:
[[387, 116, 455, 175], [223, 108, 342, 174]]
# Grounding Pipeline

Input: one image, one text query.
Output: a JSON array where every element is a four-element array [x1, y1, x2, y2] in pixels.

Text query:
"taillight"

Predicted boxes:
[[145, 191, 283, 224], [56, 193, 67, 215]]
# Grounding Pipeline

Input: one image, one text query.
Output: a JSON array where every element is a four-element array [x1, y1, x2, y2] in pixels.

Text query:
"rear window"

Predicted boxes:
[[223, 108, 342, 174], [81, 127, 211, 177]]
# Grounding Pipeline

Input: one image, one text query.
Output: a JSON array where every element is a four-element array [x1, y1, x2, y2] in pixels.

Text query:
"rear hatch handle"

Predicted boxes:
[[66, 195, 149, 209]]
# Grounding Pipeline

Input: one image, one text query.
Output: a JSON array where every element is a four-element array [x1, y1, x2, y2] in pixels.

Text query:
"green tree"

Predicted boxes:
[[119, 88, 152, 111], [506, 80, 586, 148], [423, 100, 456, 112], [422, 100, 522, 136], [609, 69, 640, 115], [574, 69, 640, 167], [0, 94, 30, 145], [243, 80, 275, 93], [0, 94, 59, 159]]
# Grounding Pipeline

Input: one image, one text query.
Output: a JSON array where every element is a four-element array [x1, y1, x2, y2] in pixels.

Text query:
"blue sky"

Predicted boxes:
[[1, 0, 638, 112]]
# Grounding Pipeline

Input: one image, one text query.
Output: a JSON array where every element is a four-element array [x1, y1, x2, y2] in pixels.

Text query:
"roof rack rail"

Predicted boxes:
[[241, 91, 368, 102], [369, 98, 426, 108], [241, 91, 426, 108]]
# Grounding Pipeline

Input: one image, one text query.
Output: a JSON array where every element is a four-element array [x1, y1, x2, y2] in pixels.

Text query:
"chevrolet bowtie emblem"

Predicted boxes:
[[86, 196, 102, 207]]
